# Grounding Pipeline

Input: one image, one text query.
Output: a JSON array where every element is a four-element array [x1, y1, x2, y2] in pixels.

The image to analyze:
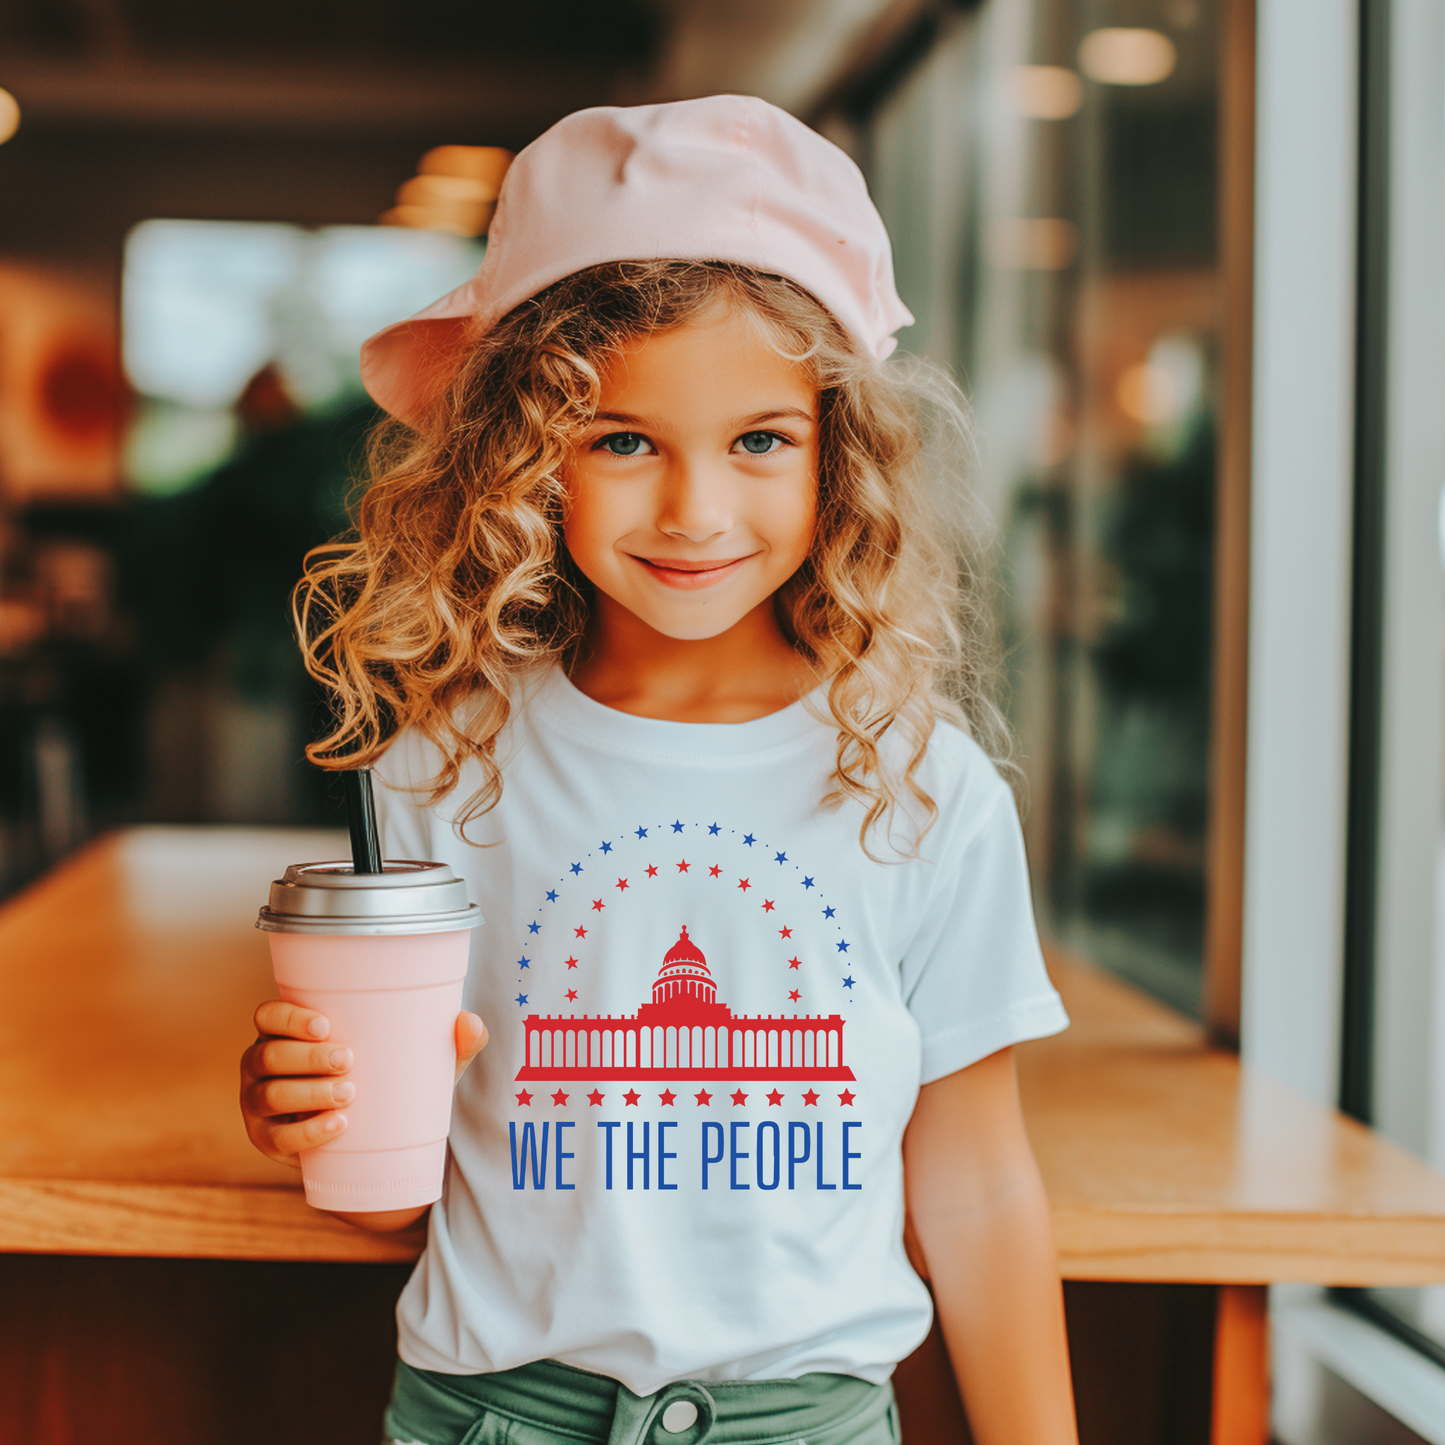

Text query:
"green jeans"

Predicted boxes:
[[382, 1357, 901, 1445]]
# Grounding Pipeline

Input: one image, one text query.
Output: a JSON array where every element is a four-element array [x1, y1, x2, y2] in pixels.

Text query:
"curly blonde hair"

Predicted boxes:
[[295, 260, 1007, 852]]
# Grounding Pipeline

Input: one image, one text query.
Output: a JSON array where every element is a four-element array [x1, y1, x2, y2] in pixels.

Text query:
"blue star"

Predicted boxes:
[[802, 877, 815, 889], [518, 957, 530, 969], [836, 939, 850, 953], [774, 851, 787, 864], [635, 826, 648, 839], [600, 840, 613, 853], [823, 905, 836, 918], [743, 833, 756, 846], [515, 994, 529, 1006], [546, 890, 558, 902], [527, 921, 540, 934], [708, 823, 720, 835], [671, 820, 684, 833], [570, 863, 583, 875], [842, 976, 855, 989]]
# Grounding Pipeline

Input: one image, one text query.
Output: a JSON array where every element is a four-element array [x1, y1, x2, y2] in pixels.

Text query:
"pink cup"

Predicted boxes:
[[258, 861, 483, 1213]]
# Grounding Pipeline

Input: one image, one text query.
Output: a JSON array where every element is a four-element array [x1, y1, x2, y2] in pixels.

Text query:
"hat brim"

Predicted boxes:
[[360, 267, 490, 423]]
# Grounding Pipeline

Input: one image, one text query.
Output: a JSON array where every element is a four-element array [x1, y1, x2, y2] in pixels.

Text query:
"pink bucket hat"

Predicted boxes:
[[360, 94, 914, 423]]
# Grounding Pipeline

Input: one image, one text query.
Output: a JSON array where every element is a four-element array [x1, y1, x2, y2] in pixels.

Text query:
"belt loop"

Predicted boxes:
[[607, 1383, 717, 1445]]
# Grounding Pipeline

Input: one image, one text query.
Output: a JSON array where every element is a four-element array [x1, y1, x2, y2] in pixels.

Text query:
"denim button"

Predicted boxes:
[[661, 1401, 698, 1433]]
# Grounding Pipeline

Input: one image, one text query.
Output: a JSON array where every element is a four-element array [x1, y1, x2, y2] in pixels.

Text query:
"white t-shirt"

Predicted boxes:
[[374, 668, 1067, 1396]]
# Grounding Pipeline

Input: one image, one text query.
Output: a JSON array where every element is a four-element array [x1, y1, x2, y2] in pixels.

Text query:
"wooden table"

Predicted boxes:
[[1025, 963, 1445, 1445], [5, 828, 1445, 1444]]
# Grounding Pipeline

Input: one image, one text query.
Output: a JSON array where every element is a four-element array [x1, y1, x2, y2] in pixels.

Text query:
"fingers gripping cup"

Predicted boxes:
[[257, 861, 483, 1212]]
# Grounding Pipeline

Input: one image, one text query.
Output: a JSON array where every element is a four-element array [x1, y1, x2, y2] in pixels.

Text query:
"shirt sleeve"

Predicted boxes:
[[899, 774, 1069, 1084]]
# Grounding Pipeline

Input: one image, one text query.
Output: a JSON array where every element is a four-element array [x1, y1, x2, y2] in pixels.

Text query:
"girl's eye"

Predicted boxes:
[[595, 432, 653, 456], [736, 431, 786, 456]]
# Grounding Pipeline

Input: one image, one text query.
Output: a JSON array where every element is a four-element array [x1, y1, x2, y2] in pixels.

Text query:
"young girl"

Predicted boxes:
[[240, 96, 1078, 1445]]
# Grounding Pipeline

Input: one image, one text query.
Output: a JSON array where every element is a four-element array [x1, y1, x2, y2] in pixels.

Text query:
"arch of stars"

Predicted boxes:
[[510, 819, 858, 1108]]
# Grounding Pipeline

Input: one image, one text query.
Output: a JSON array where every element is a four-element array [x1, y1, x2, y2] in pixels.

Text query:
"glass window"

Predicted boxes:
[[107, 220, 484, 832], [1342, 0, 1445, 1364], [121, 220, 482, 494], [850, 0, 1224, 1016]]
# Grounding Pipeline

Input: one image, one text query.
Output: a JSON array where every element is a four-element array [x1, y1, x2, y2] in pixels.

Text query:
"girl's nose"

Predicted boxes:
[[655, 457, 732, 541]]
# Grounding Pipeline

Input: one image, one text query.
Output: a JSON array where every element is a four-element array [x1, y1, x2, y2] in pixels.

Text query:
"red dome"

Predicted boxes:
[[652, 925, 717, 1008], [663, 925, 707, 968]]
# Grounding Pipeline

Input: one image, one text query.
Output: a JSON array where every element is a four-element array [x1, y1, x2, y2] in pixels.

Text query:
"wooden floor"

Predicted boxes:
[[3, 828, 1445, 1444]]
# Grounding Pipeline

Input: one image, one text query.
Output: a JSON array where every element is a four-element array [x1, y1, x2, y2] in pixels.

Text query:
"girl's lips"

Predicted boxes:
[[632, 554, 753, 589]]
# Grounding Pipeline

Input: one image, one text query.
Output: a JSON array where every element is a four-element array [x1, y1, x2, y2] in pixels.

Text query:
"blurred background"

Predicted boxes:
[[1, 4, 1442, 1439], [0, 0, 1231, 1019]]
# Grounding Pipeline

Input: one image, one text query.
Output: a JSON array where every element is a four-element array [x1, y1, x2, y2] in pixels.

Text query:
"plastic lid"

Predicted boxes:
[[256, 860, 484, 936]]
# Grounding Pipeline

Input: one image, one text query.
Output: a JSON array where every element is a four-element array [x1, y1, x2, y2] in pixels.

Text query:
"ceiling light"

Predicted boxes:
[[0, 89, 20, 145], [1010, 66, 1083, 119], [381, 146, 514, 238], [379, 202, 495, 238], [420, 146, 514, 191], [1078, 28, 1177, 85], [397, 174, 497, 207]]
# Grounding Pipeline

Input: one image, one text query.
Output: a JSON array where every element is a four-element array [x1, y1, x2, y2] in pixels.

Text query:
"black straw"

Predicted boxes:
[[343, 769, 383, 874]]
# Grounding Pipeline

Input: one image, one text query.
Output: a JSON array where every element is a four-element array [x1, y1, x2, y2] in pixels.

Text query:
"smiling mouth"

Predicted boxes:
[[632, 554, 754, 589]]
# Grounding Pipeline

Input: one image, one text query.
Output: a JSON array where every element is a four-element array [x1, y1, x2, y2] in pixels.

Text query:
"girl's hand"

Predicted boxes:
[[240, 1000, 354, 1169], [454, 1009, 488, 1081], [239, 1003, 490, 1169]]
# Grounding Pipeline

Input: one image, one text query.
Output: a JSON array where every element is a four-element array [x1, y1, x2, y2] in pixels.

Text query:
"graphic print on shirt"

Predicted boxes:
[[517, 923, 855, 1080], [508, 819, 862, 1117]]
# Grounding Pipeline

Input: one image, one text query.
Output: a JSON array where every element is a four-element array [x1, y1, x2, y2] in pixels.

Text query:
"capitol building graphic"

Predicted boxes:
[[516, 926, 856, 1082]]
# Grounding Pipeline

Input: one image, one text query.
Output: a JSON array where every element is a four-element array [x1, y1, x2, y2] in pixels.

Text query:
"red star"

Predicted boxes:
[[802, 1089, 820, 1106], [646, 864, 658, 877], [515, 1089, 533, 1105], [659, 1089, 677, 1105], [623, 1089, 641, 1106], [615, 878, 629, 890], [779, 925, 792, 938], [708, 865, 722, 878], [788, 957, 801, 969], [676, 859, 690, 872], [574, 925, 588, 938], [694, 1089, 713, 1105], [565, 988, 578, 1001], [587, 1089, 605, 1106], [838, 1090, 856, 1106], [730, 1089, 748, 1105], [551, 1089, 569, 1106], [762, 899, 775, 912], [565, 956, 579, 969], [788, 989, 801, 1002], [738, 878, 751, 891], [591, 898, 605, 911], [766, 1089, 784, 1106]]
